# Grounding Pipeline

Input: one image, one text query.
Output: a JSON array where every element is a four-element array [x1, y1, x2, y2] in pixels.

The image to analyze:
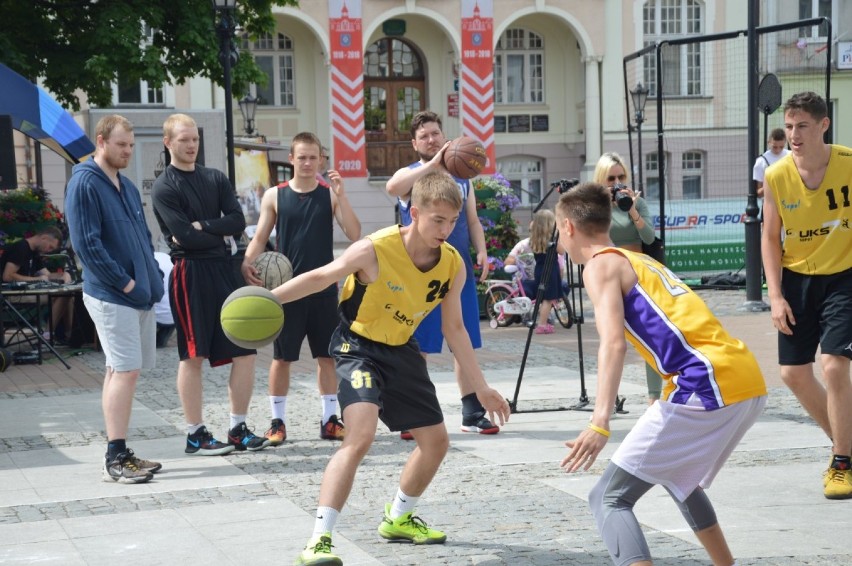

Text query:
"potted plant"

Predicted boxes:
[[471, 173, 520, 317], [0, 186, 65, 247]]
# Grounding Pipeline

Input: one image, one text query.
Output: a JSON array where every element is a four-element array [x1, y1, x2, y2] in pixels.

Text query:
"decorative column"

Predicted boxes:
[[583, 55, 603, 174], [328, 0, 367, 177]]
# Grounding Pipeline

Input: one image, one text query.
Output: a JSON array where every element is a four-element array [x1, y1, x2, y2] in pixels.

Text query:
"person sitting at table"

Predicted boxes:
[[0, 226, 74, 342]]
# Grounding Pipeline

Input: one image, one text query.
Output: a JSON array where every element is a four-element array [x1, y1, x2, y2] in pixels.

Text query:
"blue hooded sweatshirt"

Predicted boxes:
[[65, 159, 164, 309]]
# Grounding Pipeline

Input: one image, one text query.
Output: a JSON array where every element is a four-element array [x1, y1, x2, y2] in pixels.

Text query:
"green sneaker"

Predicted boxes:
[[295, 533, 342, 565], [377, 503, 447, 545]]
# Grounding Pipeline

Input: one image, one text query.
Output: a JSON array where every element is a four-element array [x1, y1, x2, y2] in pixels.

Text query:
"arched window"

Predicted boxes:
[[681, 150, 704, 199], [364, 38, 423, 78], [242, 32, 295, 107], [642, 0, 703, 96], [497, 158, 543, 205], [495, 28, 544, 104]]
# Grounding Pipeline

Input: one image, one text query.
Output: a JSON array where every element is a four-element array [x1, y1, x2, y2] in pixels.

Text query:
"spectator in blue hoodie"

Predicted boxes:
[[65, 114, 165, 485]]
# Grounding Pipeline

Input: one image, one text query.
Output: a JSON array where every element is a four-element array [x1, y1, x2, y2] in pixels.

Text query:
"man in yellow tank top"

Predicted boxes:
[[762, 91, 852, 500], [271, 171, 510, 566], [556, 182, 767, 566]]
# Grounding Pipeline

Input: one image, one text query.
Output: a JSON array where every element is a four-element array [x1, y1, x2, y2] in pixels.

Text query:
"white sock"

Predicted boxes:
[[270, 396, 287, 421], [321, 394, 338, 424], [312, 506, 339, 538], [187, 423, 204, 436], [389, 488, 418, 519], [229, 414, 246, 430]]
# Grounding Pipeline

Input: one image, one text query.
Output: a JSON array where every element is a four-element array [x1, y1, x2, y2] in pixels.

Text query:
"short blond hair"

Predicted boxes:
[[592, 152, 631, 186], [163, 113, 197, 139], [411, 172, 462, 212], [95, 115, 133, 141]]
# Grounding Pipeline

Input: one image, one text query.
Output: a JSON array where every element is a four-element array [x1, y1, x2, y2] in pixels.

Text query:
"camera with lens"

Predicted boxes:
[[553, 178, 579, 194], [610, 183, 633, 212]]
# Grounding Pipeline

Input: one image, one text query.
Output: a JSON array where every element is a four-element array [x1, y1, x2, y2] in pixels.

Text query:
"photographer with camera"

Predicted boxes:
[[592, 152, 660, 405]]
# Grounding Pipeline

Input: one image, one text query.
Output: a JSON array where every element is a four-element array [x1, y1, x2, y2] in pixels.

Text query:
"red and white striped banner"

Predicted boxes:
[[460, 0, 495, 174], [329, 0, 367, 176]]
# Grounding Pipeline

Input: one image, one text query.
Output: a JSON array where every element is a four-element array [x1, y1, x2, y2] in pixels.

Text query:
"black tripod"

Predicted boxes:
[[507, 179, 628, 415]]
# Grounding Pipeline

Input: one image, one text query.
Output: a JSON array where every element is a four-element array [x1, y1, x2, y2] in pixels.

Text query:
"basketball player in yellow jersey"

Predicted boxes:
[[762, 91, 852, 500], [556, 183, 767, 566], [271, 171, 511, 566]]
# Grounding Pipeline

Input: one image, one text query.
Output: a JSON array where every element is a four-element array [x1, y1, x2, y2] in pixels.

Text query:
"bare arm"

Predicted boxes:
[[465, 188, 489, 280], [441, 267, 510, 425], [561, 253, 630, 472], [241, 186, 278, 285], [385, 142, 450, 198], [271, 237, 377, 305], [328, 169, 361, 241], [760, 179, 794, 335]]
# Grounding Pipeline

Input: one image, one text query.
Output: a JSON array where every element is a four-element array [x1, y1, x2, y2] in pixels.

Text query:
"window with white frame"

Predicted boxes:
[[497, 158, 543, 205], [644, 151, 669, 200], [113, 75, 164, 105], [681, 150, 703, 199], [112, 23, 164, 105], [798, 0, 833, 39], [642, 0, 703, 97], [494, 28, 544, 104], [242, 32, 295, 107]]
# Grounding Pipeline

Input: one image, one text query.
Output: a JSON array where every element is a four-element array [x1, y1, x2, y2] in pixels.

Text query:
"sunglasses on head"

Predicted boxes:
[[607, 174, 627, 183]]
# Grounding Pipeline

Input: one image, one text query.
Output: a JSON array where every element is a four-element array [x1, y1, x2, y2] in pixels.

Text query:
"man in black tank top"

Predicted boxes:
[[242, 132, 361, 445]]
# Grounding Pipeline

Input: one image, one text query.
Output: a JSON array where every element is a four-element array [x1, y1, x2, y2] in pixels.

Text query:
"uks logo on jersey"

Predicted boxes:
[[392, 310, 415, 326], [386, 281, 404, 293]]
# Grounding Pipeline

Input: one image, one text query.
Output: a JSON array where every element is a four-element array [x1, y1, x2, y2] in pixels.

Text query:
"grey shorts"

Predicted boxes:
[[83, 293, 156, 372]]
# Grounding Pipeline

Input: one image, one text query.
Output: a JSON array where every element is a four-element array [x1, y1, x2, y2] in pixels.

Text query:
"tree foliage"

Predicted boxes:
[[0, 0, 299, 111]]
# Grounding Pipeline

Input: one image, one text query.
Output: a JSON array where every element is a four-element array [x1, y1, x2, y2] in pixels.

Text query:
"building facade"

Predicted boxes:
[[9, 0, 851, 249]]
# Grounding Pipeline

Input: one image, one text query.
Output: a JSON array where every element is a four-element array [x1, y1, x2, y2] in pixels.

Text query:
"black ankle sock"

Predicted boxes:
[[461, 393, 484, 419], [831, 455, 851, 470], [107, 439, 127, 460]]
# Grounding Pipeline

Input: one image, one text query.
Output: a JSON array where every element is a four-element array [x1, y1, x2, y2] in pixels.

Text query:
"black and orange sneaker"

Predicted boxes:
[[265, 418, 287, 446], [320, 415, 346, 440], [227, 422, 270, 452]]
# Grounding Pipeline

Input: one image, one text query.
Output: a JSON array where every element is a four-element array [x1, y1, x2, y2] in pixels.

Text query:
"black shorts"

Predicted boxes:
[[331, 326, 444, 432], [778, 267, 852, 365], [171, 257, 255, 365], [273, 293, 338, 361]]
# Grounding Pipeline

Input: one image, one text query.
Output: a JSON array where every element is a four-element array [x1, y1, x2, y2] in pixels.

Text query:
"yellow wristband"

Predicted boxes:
[[587, 423, 611, 438]]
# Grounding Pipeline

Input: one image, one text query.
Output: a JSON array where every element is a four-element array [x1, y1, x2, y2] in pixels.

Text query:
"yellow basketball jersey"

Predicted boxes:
[[765, 145, 852, 275], [338, 225, 462, 346], [597, 248, 767, 409]]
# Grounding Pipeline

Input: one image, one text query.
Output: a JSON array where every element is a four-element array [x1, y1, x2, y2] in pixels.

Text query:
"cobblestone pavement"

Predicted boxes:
[[0, 289, 847, 565]]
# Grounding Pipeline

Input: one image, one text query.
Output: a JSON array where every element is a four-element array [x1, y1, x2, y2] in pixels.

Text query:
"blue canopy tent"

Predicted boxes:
[[0, 63, 94, 164]]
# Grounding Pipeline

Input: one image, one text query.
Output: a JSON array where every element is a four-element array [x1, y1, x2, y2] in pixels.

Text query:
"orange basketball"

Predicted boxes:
[[442, 136, 487, 179]]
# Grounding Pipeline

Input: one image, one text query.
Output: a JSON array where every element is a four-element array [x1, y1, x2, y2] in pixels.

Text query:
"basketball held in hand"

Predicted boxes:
[[253, 251, 293, 290], [442, 136, 487, 179]]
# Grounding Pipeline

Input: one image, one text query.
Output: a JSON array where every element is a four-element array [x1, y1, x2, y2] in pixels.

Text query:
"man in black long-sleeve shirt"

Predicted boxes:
[[152, 113, 268, 456]]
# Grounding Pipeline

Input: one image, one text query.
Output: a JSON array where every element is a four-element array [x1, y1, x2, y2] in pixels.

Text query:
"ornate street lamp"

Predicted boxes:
[[238, 94, 258, 136], [630, 82, 649, 195], [212, 0, 239, 187]]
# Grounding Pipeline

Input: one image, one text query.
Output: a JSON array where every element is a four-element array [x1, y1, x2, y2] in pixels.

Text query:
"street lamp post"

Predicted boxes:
[[212, 0, 238, 188], [238, 94, 258, 136], [630, 82, 649, 196]]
